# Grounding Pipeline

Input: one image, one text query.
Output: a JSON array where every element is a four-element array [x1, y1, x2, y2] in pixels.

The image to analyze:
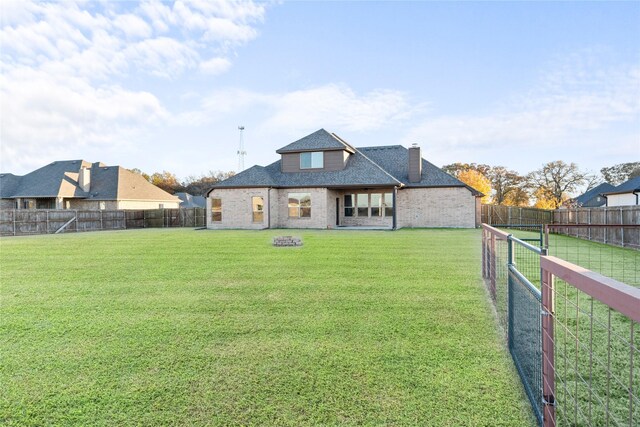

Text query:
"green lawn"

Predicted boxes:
[[1, 228, 533, 426]]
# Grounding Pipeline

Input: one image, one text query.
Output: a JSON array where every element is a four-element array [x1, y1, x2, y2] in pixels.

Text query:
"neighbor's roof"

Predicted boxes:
[[0, 160, 178, 202], [602, 176, 640, 196], [210, 130, 478, 195], [175, 192, 206, 208], [575, 182, 615, 206], [276, 128, 356, 154]]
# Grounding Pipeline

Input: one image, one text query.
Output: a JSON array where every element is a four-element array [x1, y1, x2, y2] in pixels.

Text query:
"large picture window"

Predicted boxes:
[[344, 192, 394, 218], [252, 196, 264, 222], [288, 193, 311, 218], [300, 152, 323, 169], [211, 198, 222, 222]]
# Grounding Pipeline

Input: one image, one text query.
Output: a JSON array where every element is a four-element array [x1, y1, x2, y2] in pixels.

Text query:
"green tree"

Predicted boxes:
[[600, 162, 640, 185], [182, 171, 236, 196], [485, 166, 527, 205], [528, 161, 588, 209], [150, 171, 183, 194], [442, 162, 491, 178]]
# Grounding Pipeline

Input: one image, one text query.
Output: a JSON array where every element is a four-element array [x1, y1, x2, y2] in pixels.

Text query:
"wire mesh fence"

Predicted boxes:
[[482, 224, 640, 427], [546, 225, 640, 288], [509, 265, 544, 425]]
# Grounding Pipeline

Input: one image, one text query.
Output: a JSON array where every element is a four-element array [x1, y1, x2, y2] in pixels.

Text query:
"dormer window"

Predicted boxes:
[[300, 152, 323, 169]]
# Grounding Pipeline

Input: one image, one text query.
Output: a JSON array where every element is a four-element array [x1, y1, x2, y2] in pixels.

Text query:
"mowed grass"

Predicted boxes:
[[1, 228, 534, 426]]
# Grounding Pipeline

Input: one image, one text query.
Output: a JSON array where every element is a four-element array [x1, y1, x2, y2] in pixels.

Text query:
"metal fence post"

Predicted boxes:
[[541, 255, 556, 427], [507, 235, 514, 349]]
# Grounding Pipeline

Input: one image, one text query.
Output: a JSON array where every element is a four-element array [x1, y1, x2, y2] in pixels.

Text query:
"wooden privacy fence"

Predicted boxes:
[[482, 205, 554, 225], [483, 205, 640, 248], [0, 208, 206, 236]]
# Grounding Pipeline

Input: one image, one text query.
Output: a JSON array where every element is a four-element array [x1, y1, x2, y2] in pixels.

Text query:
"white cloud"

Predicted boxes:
[[401, 57, 640, 169], [180, 84, 425, 132], [0, 0, 267, 173], [199, 57, 232, 75]]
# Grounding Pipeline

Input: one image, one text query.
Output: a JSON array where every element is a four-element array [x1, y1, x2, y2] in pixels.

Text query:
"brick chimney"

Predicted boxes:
[[408, 143, 422, 183], [79, 166, 91, 192]]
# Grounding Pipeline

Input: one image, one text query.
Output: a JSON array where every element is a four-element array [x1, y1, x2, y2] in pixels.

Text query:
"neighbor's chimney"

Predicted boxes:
[[79, 166, 91, 192], [408, 143, 422, 183]]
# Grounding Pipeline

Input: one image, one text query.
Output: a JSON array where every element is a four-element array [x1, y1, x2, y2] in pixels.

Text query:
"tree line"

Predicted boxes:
[[442, 161, 639, 209], [130, 169, 236, 196]]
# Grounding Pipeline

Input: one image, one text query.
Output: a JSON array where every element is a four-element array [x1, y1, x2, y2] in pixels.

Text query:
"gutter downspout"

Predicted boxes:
[[601, 194, 608, 207], [267, 187, 272, 229], [392, 186, 398, 230], [634, 190, 639, 206]]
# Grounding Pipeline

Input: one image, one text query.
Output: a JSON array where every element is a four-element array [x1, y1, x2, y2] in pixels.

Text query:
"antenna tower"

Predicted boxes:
[[237, 125, 246, 171]]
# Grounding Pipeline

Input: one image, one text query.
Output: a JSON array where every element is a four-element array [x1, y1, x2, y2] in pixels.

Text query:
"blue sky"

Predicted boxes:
[[1, 1, 639, 183]]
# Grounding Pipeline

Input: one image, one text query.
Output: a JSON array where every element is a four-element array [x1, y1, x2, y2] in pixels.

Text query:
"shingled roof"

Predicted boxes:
[[603, 176, 640, 195], [276, 129, 356, 154], [574, 182, 615, 207], [210, 130, 478, 194], [0, 160, 178, 202]]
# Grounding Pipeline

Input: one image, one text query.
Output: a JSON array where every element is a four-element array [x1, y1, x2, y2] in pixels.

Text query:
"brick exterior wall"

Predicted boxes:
[[274, 188, 328, 229], [396, 187, 476, 228], [206, 186, 477, 229], [0, 199, 15, 209], [207, 188, 271, 229]]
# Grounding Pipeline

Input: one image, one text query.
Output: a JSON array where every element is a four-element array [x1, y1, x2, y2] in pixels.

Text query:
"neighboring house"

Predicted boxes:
[[0, 160, 180, 210], [602, 176, 640, 207], [175, 192, 206, 208], [569, 183, 616, 208], [205, 129, 482, 230]]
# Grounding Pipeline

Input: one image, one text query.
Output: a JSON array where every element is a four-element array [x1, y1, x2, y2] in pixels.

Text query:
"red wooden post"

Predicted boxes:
[[541, 265, 556, 427]]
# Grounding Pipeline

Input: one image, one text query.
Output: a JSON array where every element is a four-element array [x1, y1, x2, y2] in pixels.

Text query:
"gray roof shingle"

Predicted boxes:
[[603, 176, 640, 195], [211, 130, 478, 195], [276, 129, 355, 154], [0, 160, 178, 202], [574, 183, 615, 206]]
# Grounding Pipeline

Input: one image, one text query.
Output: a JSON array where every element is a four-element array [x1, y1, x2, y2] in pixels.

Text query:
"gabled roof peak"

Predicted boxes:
[[276, 129, 355, 154]]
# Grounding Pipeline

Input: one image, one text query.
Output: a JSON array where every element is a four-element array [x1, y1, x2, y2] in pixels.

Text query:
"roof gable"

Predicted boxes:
[[575, 183, 615, 205], [276, 129, 355, 154]]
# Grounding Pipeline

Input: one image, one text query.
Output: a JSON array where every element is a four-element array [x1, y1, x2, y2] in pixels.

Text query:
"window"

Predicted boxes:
[[344, 194, 354, 217], [211, 198, 222, 222], [252, 196, 264, 222], [288, 193, 311, 218], [357, 193, 369, 217], [370, 194, 382, 217], [36, 199, 55, 209], [345, 192, 393, 218], [23, 200, 35, 209], [384, 193, 393, 217], [300, 152, 323, 169]]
